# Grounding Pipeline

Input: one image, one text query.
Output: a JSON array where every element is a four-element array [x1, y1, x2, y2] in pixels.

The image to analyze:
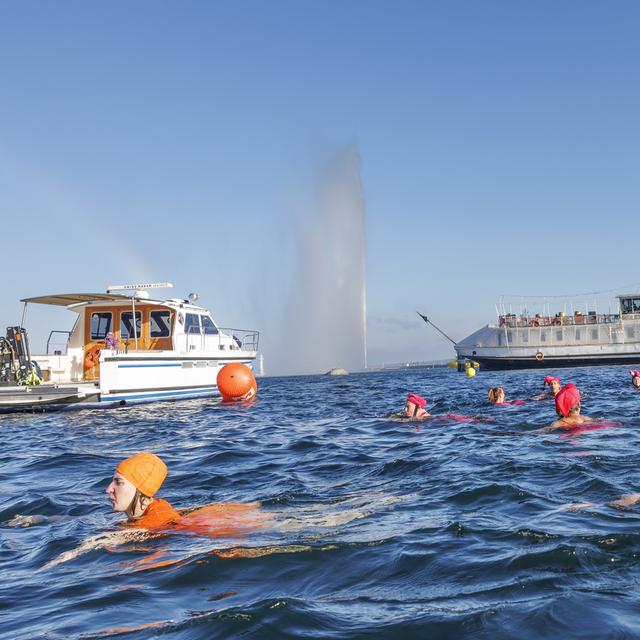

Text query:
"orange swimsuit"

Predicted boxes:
[[124, 498, 267, 537]]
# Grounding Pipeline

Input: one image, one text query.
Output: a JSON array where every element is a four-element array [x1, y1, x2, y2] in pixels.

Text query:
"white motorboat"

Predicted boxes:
[[0, 283, 259, 411]]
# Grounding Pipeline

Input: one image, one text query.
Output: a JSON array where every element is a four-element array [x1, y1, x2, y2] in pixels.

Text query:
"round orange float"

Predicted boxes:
[[216, 363, 257, 402]]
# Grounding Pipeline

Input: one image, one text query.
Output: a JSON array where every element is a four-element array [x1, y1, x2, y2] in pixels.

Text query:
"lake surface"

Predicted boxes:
[[2, 366, 640, 639]]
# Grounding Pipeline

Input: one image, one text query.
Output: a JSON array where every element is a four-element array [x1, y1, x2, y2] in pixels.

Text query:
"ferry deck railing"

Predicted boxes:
[[498, 313, 620, 329], [46, 330, 72, 355]]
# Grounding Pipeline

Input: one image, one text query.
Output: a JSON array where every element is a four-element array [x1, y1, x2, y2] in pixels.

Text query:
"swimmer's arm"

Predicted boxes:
[[43, 527, 158, 569], [7, 514, 73, 528], [539, 420, 564, 432], [609, 493, 640, 509]]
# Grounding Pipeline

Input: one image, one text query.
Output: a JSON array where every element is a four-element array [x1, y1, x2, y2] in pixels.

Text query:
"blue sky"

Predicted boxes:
[[1, 2, 639, 372]]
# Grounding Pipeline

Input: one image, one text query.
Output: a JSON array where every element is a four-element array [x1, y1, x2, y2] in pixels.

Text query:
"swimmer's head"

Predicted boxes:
[[107, 452, 167, 514], [487, 387, 505, 404], [543, 376, 561, 395], [555, 383, 581, 418], [405, 393, 427, 417], [630, 370, 640, 389]]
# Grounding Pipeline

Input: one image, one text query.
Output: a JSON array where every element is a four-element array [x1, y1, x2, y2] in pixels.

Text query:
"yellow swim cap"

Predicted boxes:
[[116, 452, 167, 497]]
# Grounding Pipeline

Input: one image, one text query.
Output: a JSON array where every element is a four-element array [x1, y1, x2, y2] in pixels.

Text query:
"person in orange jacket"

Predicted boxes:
[[106, 451, 264, 532]]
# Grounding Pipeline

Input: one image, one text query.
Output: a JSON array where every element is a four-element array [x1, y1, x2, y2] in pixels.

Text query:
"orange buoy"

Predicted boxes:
[[216, 363, 257, 402]]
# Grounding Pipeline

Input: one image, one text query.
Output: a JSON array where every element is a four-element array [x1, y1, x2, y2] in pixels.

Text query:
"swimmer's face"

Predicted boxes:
[[106, 471, 137, 512], [633, 376, 640, 389], [404, 400, 416, 416], [550, 380, 561, 395]]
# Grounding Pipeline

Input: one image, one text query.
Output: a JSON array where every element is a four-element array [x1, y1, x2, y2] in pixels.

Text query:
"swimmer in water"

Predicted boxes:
[[548, 383, 592, 429], [44, 452, 264, 568], [488, 387, 527, 406], [629, 370, 640, 389], [402, 393, 430, 419], [106, 451, 180, 529], [487, 387, 506, 404], [532, 375, 561, 400]]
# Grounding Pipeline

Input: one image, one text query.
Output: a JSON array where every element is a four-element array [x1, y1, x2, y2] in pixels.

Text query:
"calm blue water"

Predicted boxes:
[[2, 366, 640, 639]]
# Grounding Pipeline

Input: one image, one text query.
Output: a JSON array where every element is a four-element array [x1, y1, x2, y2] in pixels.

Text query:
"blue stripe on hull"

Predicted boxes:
[[101, 387, 218, 402], [117, 363, 182, 368]]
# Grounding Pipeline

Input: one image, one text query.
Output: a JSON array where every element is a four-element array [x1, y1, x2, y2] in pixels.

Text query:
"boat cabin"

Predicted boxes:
[[22, 288, 255, 384]]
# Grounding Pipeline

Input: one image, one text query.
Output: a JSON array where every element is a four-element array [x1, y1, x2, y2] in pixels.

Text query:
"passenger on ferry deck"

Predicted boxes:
[[403, 393, 430, 419], [549, 384, 592, 429], [629, 370, 640, 389], [106, 452, 264, 532]]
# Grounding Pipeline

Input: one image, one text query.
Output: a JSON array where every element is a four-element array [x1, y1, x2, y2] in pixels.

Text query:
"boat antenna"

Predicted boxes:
[[417, 312, 457, 345]]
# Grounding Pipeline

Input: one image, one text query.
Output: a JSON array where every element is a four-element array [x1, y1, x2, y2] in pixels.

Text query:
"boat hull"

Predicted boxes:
[[463, 353, 640, 371]]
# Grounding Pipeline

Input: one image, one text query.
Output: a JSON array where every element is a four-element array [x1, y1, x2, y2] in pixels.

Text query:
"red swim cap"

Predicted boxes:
[[407, 393, 427, 409], [629, 370, 640, 378], [555, 384, 580, 418], [543, 376, 560, 386]]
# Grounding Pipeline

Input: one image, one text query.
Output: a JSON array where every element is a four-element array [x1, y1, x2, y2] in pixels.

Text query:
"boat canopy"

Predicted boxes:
[[20, 293, 137, 306]]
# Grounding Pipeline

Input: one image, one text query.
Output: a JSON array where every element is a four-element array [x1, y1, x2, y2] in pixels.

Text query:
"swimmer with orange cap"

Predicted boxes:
[[44, 451, 266, 568], [106, 451, 265, 533], [629, 370, 640, 389], [549, 383, 592, 429], [106, 452, 181, 529]]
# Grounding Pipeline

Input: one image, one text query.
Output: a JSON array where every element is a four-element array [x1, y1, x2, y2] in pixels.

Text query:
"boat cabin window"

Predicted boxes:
[[185, 313, 201, 335], [620, 298, 640, 314], [121, 311, 142, 339], [201, 315, 219, 335], [90, 312, 112, 340], [150, 310, 171, 338]]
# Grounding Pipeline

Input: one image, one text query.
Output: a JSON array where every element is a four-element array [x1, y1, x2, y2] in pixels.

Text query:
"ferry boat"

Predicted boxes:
[[0, 283, 259, 412], [454, 294, 640, 371]]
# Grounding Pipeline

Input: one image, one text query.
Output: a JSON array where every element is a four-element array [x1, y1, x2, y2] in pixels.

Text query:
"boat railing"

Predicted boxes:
[[218, 328, 260, 352], [497, 313, 620, 329], [46, 330, 72, 355]]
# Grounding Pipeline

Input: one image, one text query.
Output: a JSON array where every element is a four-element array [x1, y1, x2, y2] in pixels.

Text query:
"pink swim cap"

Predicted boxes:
[[555, 384, 580, 418], [543, 376, 560, 386], [407, 393, 427, 409]]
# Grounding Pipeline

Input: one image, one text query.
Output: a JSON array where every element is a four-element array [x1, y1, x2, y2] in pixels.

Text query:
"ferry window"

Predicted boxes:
[[507, 331, 514, 343], [621, 299, 633, 314], [591, 329, 598, 341], [185, 313, 201, 334], [575, 329, 581, 341], [540, 331, 547, 342], [150, 310, 171, 338], [635, 299, 640, 313], [201, 315, 219, 335], [90, 312, 112, 340], [627, 327, 635, 339], [120, 311, 142, 339], [522, 331, 529, 343], [556, 330, 562, 341]]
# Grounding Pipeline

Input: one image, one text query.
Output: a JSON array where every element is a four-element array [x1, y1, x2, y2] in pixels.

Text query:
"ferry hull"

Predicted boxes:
[[465, 354, 640, 371]]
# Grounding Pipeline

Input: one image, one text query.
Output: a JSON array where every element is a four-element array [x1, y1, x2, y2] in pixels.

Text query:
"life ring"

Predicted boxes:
[[535, 351, 544, 362], [84, 344, 101, 368], [552, 318, 562, 326], [531, 319, 540, 327]]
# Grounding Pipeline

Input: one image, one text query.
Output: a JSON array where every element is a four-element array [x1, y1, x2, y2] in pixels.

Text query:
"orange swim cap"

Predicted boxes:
[[116, 452, 167, 497]]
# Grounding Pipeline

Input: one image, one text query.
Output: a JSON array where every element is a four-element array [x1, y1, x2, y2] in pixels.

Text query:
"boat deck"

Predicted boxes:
[[0, 382, 100, 412]]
